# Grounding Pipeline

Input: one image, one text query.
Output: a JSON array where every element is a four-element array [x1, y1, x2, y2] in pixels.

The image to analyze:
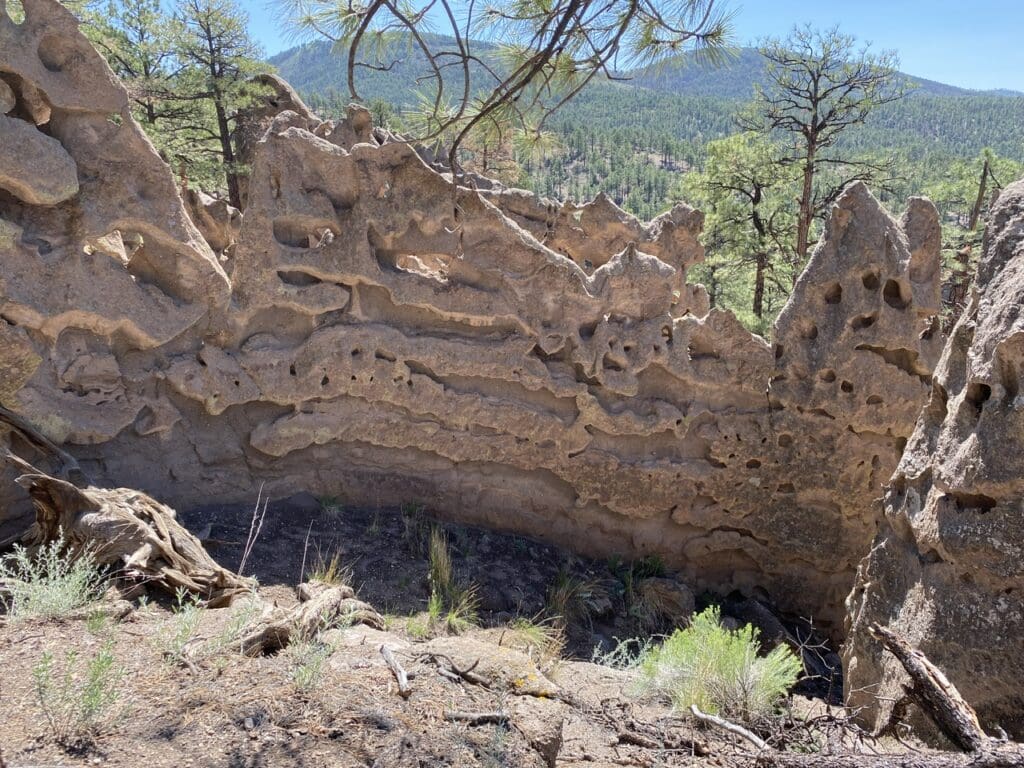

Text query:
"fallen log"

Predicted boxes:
[[3, 453, 254, 607], [237, 580, 385, 655], [868, 624, 987, 752]]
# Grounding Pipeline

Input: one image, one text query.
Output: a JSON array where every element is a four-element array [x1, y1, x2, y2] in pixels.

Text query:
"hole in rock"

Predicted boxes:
[[602, 353, 625, 372], [4, 0, 25, 23], [774, 344, 784, 360], [841, 381, 854, 393], [745, 459, 761, 469], [948, 491, 997, 512], [964, 381, 991, 412], [777, 483, 795, 493], [824, 282, 842, 304], [777, 434, 793, 448], [37, 34, 74, 72], [288, 364, 297, 376], [883, 279, 911, 310], [862, 271, 880, 290], [277, 269, 324, 287], [272, 217, 338, 249], [819, 369, 836, 383], [321, 375, 330, 387], [851, 313, 877, 331], [802, 324, 819, 341], [866, 395, 883, 405]]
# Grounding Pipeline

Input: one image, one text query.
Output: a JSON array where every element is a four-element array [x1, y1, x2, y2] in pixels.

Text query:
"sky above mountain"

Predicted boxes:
[[240, 0, 1024, 93]]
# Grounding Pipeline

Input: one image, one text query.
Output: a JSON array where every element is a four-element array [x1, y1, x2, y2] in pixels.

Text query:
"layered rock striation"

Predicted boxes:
[[1, 0, 943, 634], [845, 180, 1024, 740]]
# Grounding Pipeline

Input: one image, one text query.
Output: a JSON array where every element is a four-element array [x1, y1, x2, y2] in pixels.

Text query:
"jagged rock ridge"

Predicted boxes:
[[845, 180, 1024, 740], [1, 0, 942, 639]]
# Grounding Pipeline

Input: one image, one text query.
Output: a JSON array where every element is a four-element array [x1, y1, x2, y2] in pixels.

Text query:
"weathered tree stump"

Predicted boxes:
[[5, 454, 254, 607], [237, 580, 385, 655]]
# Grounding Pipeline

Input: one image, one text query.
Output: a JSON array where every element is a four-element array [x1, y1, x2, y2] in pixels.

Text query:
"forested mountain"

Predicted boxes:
[[271, 39, 1024, 164], [270, 37, 1024, 331]]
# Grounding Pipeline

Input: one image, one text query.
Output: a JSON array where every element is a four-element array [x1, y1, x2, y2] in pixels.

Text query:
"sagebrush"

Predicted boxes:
[[636, 606, 801, 723], [0, 538, 106, 622]]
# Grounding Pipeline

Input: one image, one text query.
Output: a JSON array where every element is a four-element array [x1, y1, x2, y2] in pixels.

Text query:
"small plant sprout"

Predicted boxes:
[[635, 606, 802, 724], [155, 586, 204, 665], [33, 640, 126, 746]]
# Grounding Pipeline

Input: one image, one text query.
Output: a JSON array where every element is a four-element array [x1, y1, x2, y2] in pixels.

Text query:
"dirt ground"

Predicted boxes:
[[0, 497, 988, 767]]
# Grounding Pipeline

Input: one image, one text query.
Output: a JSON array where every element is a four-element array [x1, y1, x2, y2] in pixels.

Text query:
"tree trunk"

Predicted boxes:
[[753, 252, 767, 319], [214, 95, 241, 210], [796, 147, 816, 262], [968, 158, 990, 231], [868, 623, 987, 752]]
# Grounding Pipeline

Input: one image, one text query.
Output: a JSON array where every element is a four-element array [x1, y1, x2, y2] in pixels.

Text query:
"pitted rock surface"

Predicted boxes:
[[845, 179, 1024, 741], [1, 0, 943, 636]]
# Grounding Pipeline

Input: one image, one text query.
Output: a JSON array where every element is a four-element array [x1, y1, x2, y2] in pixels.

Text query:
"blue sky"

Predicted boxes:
[[239, 0, 1024, 92]]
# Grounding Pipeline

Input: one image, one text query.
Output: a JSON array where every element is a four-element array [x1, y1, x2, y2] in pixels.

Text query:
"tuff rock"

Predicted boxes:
[[845, 180, 1024, 741], [0, 0, 944, 640]]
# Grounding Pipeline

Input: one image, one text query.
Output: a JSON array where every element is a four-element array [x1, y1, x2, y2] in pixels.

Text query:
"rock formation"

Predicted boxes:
[[1, 0, 943, 636], [845, 180, 1024, 740]]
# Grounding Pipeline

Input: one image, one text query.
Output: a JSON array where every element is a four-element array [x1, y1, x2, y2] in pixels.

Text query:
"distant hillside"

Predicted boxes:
[[270, 40, 1024, 162], [627, 46, 1023, 99]]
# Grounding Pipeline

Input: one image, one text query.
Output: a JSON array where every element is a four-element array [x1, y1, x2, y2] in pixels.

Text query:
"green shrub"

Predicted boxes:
[[32, 640, 126, 746], [636, 606, 801, 723], [0, 538, 106, 622]]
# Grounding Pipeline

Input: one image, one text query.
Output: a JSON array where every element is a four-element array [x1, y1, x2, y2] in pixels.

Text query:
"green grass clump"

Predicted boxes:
[[289, 638, 333, 691], [0, 538, 106, 622], [307, 550, 352, 587], [636, 606, 801, 723]]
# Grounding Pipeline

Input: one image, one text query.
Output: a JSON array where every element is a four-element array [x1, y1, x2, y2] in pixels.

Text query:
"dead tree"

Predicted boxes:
[[868, 623, 988, 753]]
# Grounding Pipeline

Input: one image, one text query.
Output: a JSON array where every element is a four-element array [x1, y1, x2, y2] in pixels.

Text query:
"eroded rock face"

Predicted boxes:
[[845, 180, 1024, 740], [1, 0, 943, 636]]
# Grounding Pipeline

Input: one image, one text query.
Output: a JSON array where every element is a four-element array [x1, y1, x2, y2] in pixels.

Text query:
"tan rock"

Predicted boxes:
[[0, 113, 78, 204], [508, 696, 566, 767], [422, 635, 560, 697], [0, 0, 947, 642], [845, 179, 1024, 741]]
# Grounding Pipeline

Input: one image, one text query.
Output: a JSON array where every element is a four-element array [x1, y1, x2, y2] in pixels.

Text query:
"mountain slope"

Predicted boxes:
[[627, 46, 1022, 98], [271, 40, 1024, 163]]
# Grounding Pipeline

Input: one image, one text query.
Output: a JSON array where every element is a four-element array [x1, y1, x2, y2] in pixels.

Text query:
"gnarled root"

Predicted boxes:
[[238, 580, 385, 656]]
